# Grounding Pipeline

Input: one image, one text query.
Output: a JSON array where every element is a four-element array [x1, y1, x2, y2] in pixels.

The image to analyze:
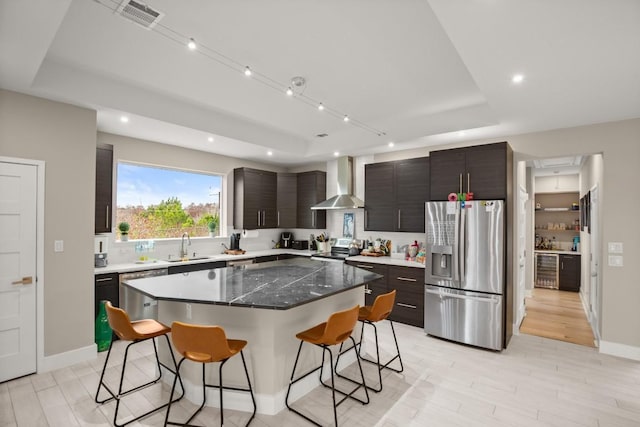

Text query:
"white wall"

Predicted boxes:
[[535, 174, 579, 193]]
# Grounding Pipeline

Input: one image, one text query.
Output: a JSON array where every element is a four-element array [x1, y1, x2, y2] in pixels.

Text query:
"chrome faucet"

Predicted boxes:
[[180, 232, 191, 259]]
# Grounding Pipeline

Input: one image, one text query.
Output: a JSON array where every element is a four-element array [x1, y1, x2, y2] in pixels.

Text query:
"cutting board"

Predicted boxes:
[[360, 250, 385, 257], [224, 249, 246, 255]]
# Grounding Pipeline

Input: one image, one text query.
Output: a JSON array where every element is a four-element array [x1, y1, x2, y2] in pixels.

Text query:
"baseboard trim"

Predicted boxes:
[[39, 344, 97, 373], [599, 340, 640, 361]]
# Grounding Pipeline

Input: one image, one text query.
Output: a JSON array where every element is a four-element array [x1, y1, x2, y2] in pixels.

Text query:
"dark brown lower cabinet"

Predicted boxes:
[[559, 254, 581, 292], [95, 273, 119, 341], [346, 260, 424, 327]]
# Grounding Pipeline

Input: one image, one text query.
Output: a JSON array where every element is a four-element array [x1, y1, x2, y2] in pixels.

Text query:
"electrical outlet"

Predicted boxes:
[[608, 255, 623, 267], [54, 240, 64, 252], [186, 303, 192, 319]]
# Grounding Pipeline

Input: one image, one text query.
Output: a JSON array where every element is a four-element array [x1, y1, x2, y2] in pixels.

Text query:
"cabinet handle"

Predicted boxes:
[[396, 302, 417, 309], [364, 210, 368, 228], [364, 288, 372, 295], [312, 211, 316, 228], [356, 264, 374, 269], [96, 277, 112, 282], [561, 261, 564, 269], [277, 211, 280, 227], [467, 173, 470, 193], [257, 211, 261, 227], [262, 210, 266, 226], [396, 277, 417, 282], [459, 173, 463, 194], [398, 209, 401, 229], [106, 205, 110, 229]]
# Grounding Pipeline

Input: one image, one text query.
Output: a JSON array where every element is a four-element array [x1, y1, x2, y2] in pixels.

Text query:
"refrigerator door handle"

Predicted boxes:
[[425, 288, 499, 304], [452, 203, 460, 281], [459, 205, 466, 282]]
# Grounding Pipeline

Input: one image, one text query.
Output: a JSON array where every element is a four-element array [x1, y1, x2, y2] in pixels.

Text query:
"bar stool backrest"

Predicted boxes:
[[105, 301, 138, 341], [322, 305, 359, 346], [171, 321, 233, 363], [368, 290, 397, 322]]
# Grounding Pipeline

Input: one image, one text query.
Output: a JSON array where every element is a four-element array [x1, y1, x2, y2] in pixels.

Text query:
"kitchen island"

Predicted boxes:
[[122, 257, 381, 415]]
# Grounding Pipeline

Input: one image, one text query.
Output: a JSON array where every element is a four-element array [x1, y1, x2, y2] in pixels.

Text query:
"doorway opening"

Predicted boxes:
[[516, 154, 602, 348]]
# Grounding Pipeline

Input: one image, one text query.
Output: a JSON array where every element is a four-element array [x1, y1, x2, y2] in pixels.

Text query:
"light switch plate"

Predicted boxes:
[[608, 242, 623, 253], [54, 240, 64, 252], [608, 255, 623, 267]]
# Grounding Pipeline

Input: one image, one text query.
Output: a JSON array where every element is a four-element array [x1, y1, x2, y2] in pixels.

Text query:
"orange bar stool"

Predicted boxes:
[[164, 321, 256, 427], [95, 301, 184, 427], [337, 290, 404, 392], [285, 305, 369, 427]]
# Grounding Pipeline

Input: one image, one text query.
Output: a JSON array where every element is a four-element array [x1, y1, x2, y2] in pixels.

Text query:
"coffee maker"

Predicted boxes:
[[94, 236, 108, 267], [230, 233, 241, 251], [280, 232, 293, 249]]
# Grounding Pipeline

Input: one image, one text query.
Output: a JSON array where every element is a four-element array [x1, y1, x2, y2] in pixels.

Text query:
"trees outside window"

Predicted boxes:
[[116, 162, 222, 240]]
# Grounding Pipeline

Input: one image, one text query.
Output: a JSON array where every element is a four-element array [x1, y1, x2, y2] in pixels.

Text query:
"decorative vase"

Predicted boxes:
[[121, 234, 128, 242], [95, 300, 112, 352]]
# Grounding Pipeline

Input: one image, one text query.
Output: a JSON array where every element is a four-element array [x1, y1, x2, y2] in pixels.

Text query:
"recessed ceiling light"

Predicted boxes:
[[207, 136, 214, 142], [267, 151, 273, 156], [318, 103, 325, 111], [187, 38, 196, 50], [244, 66, 252, 77], [343, 115, 349, 123], [120, 116, 129, 123], [334, 152, 340, 157], [286, 87, 293, 96], [388, 142, 395, 147], [512, 74, 524, 84]]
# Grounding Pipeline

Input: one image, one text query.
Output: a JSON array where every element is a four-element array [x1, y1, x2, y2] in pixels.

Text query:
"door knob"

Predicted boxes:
[[12, 276, 33, 285]]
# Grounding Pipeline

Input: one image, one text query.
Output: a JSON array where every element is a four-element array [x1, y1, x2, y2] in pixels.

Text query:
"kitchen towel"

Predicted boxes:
[[242, 229, 259, 238]]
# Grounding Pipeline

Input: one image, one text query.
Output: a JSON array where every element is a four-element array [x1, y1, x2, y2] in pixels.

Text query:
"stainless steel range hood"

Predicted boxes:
[[311, 156, 364, 210]]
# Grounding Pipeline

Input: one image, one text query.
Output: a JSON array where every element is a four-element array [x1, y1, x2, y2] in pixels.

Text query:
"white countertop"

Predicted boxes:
[[95, 249, 425, 274], [534, 250, 581, 255]]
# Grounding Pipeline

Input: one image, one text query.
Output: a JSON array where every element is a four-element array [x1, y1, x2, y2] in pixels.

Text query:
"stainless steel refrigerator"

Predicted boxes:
[[424, 200, 505, 350]]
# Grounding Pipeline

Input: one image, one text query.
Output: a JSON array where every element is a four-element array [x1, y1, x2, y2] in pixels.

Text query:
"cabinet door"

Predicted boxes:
[[387, 266, 424, 328], [395, 157, 429, 232], [95, 273, 119, 318], [297, 171, 326, 229], [277, 173, 297, 228], [559, 255, 580, 292], [429, 149, 466, 201], [464, 144, 507, 200], [346, 260, 388, 306], [364, 162, 395, 231], [95, 144, 113, 233], [260, 171, 278, 228], [168, 261, 226, 274]]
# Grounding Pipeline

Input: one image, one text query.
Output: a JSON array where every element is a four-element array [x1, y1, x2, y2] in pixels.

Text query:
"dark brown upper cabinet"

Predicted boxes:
[[297, 171, 326, 229], [234, 168, 277, 230], [277, 173, 297, 228], [364, 157, 430, 232], [95, 144, 113, 234], [429, 141, 511, 201]]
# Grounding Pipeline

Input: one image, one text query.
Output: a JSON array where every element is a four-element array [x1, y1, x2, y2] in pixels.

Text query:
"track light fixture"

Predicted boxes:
[[93, 0, 386, 137]]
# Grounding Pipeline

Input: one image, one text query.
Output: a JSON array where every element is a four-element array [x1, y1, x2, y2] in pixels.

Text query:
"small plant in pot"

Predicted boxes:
[[207, 220, 217, 237], [118, 221, 130, 241]]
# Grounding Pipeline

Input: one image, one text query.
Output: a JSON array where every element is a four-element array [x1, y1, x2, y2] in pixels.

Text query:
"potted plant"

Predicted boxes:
[[207, 220, 217, 237], [118, 221, 130, 241]]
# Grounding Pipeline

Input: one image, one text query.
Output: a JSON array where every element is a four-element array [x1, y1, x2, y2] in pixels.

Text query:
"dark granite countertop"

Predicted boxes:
[[122, 257, 382, 310]]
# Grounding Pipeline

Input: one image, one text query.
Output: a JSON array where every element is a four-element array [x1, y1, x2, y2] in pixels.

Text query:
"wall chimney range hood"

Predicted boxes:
[[311, 156, 364, 210]]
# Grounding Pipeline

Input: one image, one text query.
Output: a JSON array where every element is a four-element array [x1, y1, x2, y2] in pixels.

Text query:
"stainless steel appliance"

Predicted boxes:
[[311, 238, 359, 262], [535, 252, 559, 289], [280, 232, 293, 248], [291, 240, 308, 250], [230, 233, 241, 250], [119, 268, 168, 321], [424, 200, 506, 351]]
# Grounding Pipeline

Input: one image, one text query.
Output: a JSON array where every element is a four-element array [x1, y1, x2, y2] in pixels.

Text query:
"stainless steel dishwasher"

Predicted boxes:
[[119, 268, 168, 321]]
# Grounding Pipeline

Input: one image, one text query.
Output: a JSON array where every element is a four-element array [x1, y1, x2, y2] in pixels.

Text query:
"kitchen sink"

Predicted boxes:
[[166, 256, 210, 263]]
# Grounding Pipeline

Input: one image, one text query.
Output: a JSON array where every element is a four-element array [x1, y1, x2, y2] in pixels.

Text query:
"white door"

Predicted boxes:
[[516, 185, 528, 327], [589, 186, 600, 342], [0, 162, 37, 382]]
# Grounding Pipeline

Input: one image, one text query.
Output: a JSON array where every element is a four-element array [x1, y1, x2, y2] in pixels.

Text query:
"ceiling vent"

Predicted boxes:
[[116, 0, 164, 30]]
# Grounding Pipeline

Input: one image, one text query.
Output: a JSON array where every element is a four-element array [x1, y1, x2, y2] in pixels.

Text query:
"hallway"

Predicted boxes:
[[520, 288, 596, 347]]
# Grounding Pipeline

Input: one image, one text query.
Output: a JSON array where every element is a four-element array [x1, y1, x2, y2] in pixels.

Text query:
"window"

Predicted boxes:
[[116, 162, 222, 240]]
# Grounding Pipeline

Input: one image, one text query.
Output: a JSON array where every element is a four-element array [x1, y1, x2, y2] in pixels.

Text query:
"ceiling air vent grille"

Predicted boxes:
[[116, 0, 164, 30]]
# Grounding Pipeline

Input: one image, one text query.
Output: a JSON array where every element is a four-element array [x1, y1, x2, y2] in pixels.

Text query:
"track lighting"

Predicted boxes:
[[286, 87, 293, 96], [343, 115, 349, 123], [318, 103, 324, 111], [244, 66, 252, 77], [187, 38, 196, 50]]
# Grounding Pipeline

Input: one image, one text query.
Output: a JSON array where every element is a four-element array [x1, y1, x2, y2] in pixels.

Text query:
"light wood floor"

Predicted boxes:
[[520, 288, 596, 347], [2, 321, 639, 426]]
